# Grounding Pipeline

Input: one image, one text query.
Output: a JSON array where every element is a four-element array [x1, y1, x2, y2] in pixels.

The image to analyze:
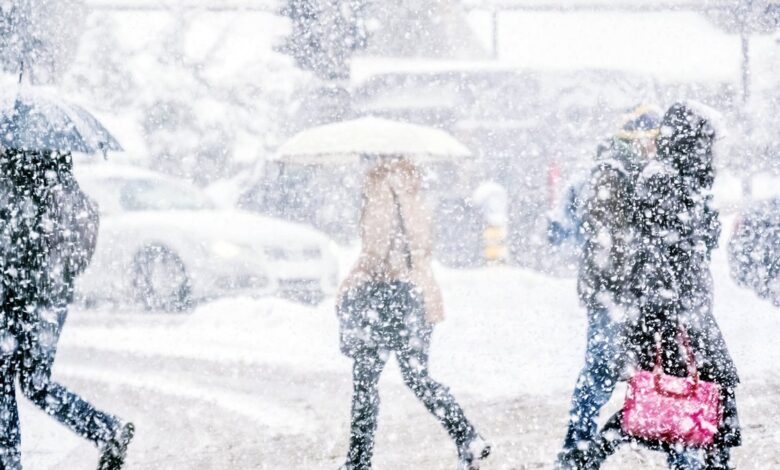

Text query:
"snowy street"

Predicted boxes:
[[18, 248, 780, 469], [2, 2, 780, 469]]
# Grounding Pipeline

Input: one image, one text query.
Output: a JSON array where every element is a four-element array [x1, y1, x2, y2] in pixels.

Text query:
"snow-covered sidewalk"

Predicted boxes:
[[18, 249, 780, 468]]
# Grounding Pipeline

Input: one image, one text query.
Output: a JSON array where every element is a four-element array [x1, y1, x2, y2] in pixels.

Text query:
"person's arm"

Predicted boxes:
[[392, 187, 434, 266], [547, 187, 577, 245], [396, 192, 445, 323], [61, 182, 100, 279], [702, 194, 721, 253], [356, 186, 393, 270], [634, 169, 681, 239], [580, 165, 625, 242], [337, 185, 393, 298]]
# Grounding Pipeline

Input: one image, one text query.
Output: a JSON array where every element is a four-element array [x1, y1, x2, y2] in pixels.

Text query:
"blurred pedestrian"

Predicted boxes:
[[546, 174, 586, 247], [593, 102, 741, 470], [472, 181, 509, 264], [556, 104, 665, 469], [0, 149, 134, 470], [336, 158, 490, 470]]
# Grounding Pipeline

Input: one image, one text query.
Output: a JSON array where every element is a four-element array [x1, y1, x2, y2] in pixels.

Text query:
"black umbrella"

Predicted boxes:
[[0, 89, 122, 155]]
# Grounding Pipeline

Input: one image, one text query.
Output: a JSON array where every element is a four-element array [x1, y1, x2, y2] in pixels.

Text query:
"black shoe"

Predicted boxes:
[[555, 448, 579, 470], [555, 447, 602, 470], [458, 435, 491, 470], [98, 422, 135, 470]]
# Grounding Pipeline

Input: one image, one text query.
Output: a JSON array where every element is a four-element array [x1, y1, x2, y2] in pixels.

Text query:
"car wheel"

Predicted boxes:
[[132, 245, 191, 312]]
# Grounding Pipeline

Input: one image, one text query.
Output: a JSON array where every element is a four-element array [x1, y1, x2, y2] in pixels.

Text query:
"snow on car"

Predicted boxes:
[[73, 164, 338, 310]]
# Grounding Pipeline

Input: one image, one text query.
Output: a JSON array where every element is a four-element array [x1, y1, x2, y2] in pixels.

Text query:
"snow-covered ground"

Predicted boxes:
[[17, 242, 780, 469]]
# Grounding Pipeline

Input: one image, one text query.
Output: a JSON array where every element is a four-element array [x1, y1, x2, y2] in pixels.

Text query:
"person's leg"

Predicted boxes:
[[0, 350, 22, 470], [703, 446, 731, 470], [19, 304, 121, 446], [395, 326, 476, 449], [585, 411, 628, 469], [666, 447, 703, 470], [703, 387, 738, 470], [561, 305, 623, 453], [346, 349, 387, 470], [596, 412, 705, 470]]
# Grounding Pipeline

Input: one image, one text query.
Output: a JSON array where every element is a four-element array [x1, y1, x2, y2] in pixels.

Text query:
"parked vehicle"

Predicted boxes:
[[728, 198, 780, 306], [74, 164, 338, 310], [238, 117, 483, 267]]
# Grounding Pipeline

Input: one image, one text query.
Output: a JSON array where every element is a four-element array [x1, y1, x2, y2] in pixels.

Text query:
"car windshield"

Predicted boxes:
[[119, 179, 215, 211]]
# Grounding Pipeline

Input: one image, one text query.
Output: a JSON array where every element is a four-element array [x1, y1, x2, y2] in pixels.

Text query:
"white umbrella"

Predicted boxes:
[[275, 116, 472, 164]]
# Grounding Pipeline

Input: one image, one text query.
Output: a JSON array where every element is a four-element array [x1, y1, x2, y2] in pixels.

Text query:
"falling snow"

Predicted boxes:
[[0, 1, 779, 469]]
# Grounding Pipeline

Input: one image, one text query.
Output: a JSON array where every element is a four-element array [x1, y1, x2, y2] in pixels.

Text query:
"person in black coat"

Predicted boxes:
[[0, 149, 134, 470], [592, 103, 740, 470]]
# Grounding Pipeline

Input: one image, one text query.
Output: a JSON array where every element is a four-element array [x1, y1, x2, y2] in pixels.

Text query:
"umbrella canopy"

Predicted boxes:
[[0, 89, 122, 155], [276, 116, 472, 164]]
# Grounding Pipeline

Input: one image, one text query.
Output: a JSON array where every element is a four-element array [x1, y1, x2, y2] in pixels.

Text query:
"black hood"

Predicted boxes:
[[1, 149, 73, 194], [656, 102, 716, 190]]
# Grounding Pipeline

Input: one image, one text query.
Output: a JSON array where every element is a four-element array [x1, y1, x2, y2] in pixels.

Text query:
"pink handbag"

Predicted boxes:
[[622, 328, 721, 447]]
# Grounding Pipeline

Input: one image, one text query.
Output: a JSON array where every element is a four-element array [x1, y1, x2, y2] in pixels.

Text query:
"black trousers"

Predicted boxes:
[[0, 297, 120, 469], [341, 282, 476, 469]]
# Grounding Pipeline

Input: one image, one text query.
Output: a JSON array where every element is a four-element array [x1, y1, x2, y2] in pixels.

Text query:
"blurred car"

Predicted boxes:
[[74, 164, 338, 310], [238, 157, 484, 267], [728, 198, 780, 306]]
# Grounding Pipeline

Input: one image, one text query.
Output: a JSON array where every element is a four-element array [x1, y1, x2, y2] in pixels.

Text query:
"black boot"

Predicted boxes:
[[555, 448, 587, 470], [704, 446, 734, 470], [458, 435, 491, 470], [556, 412, 625, 470], [97, 422, 135, 470], [555, 446, 604, 470]]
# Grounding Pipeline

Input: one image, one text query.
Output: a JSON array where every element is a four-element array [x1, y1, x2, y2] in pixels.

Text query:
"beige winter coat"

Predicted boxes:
[[338, 161, 445, 324]]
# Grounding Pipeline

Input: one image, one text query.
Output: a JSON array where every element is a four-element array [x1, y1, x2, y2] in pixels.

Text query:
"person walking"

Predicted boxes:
[[336, 158, 489, 470], [592, 102, 741, 470], [0, 149, 134, 470], [556, 105, 665, 469]]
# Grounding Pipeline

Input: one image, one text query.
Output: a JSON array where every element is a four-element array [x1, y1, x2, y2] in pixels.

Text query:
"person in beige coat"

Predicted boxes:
[[337, 158, 489, 470]]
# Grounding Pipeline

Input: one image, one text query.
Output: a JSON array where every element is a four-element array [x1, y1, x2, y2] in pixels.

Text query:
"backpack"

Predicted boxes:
[[45, 176, 100, 281]]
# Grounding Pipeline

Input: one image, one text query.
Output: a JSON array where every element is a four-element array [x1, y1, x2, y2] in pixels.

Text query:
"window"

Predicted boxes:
[[119, 179, 214, 211]]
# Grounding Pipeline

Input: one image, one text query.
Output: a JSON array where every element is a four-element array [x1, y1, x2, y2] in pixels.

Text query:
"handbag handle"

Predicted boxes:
[[652, 326, 699, 398], [389, 187, 413, 270]]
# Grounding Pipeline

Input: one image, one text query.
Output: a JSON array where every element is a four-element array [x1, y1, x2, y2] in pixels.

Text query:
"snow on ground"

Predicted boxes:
[[16, 240, 780, 468]]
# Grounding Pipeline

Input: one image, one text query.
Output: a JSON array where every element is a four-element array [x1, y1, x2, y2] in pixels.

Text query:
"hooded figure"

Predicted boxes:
[[556, 104, 673, 470], [336, 158, 489, 470], [0, 149, 134, 470], [628, 103, 737, 388], [594, 103, 740, 470]]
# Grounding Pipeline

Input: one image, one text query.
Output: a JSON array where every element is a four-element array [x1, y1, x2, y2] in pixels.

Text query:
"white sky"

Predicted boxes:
[[500, 12, 741, 82], [87, 4, 777, 87], [468, 10, 755, 83]]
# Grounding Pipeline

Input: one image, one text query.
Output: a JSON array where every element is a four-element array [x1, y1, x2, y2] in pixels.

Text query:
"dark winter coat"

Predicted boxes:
[[625, 104, 739, 389], [577, 138, 645, 309], [0, 150, 99, 309]]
